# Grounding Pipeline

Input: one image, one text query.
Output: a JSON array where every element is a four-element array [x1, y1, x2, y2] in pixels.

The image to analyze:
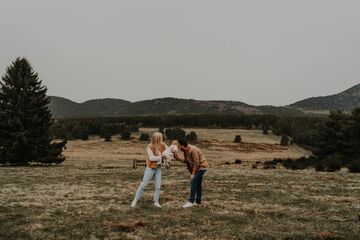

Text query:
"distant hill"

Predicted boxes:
[[48, 96, 304, 118], [12, 82, 360, 117], [49, 96, 131, 117], [290, 83, 360, 112]]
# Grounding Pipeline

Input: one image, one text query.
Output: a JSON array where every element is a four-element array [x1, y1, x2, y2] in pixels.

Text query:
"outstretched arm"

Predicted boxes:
[[173, 151, 185, 163]]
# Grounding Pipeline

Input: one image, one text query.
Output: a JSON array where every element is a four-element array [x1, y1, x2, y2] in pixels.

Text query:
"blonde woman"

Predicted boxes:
[[131, 132, 167, 208]]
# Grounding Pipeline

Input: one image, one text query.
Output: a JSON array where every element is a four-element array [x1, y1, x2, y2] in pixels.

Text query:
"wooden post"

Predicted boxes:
[[133, 160, 147, 169]]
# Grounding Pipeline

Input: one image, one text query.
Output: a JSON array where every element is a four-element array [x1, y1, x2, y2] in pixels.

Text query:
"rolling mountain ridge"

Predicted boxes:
[[290, 83, 360, 111], [45, 83, 360, 117], [48, 96, 305, 118]]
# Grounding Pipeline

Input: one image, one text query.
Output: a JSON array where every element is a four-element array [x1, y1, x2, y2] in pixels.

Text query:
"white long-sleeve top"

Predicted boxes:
[[146, 147, 163, 165]]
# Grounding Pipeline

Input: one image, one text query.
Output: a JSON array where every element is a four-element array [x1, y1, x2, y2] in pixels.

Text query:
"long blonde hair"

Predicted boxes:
[[150, 132, 164, 153]]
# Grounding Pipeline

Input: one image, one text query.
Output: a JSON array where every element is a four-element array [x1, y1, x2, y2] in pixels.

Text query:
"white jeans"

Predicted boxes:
[[134, 165, 162, 202]]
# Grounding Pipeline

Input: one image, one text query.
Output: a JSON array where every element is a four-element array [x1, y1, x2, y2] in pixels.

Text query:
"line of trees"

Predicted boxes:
[[50, 118, 139, 140], [52, 114, 324, 146], [264, 109, 360, 172]]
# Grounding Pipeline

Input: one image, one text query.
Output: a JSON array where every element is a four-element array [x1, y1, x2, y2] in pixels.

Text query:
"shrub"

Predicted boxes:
[[280, 134, 290, 146], [282, 157, 317, 170], [186, 131, 198, 142], [235, 159, 242, 164], [104, 133, 112, 142], [165, 128, 186, 140], [282, 158, 305, 170], [325, 154, 343, 172], [348, 160, 360, 173], [315, 155, 343, 172], [234, 135, 242, 143], [121, 131, 131, 140], [264, 158, 284, 166], [263, 165, 276, 170], [314, 160, 326, 172], [139, 133, 150, 141]]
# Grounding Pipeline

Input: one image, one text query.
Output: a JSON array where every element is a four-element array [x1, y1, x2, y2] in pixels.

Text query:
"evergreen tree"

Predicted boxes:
[[104, 133, 112, 142], [349, 108, 360, 159], [186, 131, 198, 142], [234, 135, 242, 143], [0, 110, 7, 164], [0, 58, 66, 165], [139, 133, 150, 141], [314, 109, 360, 171], [280, 134, 290, 146], [121, 130, 131, 140], [165, 128, 186, 140], [315, 111, 353, 160]]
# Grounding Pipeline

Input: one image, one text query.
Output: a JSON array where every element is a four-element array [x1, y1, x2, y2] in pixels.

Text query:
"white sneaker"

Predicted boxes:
[[131, 199, 137, 208], [182, 202, 194, 208], [154, 202, 162, 208]]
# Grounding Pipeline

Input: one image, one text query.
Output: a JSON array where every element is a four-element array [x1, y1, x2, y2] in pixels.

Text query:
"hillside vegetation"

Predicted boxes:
[[291, 83, 360, 111], [49, 83, 360, 117], [49, 96, 305, 117]]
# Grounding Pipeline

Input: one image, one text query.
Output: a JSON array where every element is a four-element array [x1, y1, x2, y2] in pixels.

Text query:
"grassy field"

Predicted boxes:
[[1, 129, 359, 240], [64, 128, 311, 165]]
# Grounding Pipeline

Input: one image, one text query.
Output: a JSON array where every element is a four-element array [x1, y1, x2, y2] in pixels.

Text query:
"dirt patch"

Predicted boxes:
[[107, 221, 146, 232], [312, 231, 340, 240], [198, 140, 287, 153]]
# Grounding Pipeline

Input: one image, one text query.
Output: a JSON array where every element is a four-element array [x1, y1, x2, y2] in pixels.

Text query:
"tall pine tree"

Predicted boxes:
[[315, 109, 360, 165], [0, 58, 66, 165]]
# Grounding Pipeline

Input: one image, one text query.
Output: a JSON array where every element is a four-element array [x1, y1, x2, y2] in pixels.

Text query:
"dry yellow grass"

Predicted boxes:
[[64, 128, 312, 166], [1, 129, 359, 239]]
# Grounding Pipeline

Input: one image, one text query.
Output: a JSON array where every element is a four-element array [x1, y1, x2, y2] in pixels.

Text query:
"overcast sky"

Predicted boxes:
[[0, 0, 359, 106]]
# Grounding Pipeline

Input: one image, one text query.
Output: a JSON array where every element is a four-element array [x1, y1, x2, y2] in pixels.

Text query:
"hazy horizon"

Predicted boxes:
[[1, 0, 360, 106]]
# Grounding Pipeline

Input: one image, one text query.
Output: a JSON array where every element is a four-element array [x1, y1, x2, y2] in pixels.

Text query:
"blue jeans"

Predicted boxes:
[[134, 166, 162, 202], [189, 170, 206, 204]]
